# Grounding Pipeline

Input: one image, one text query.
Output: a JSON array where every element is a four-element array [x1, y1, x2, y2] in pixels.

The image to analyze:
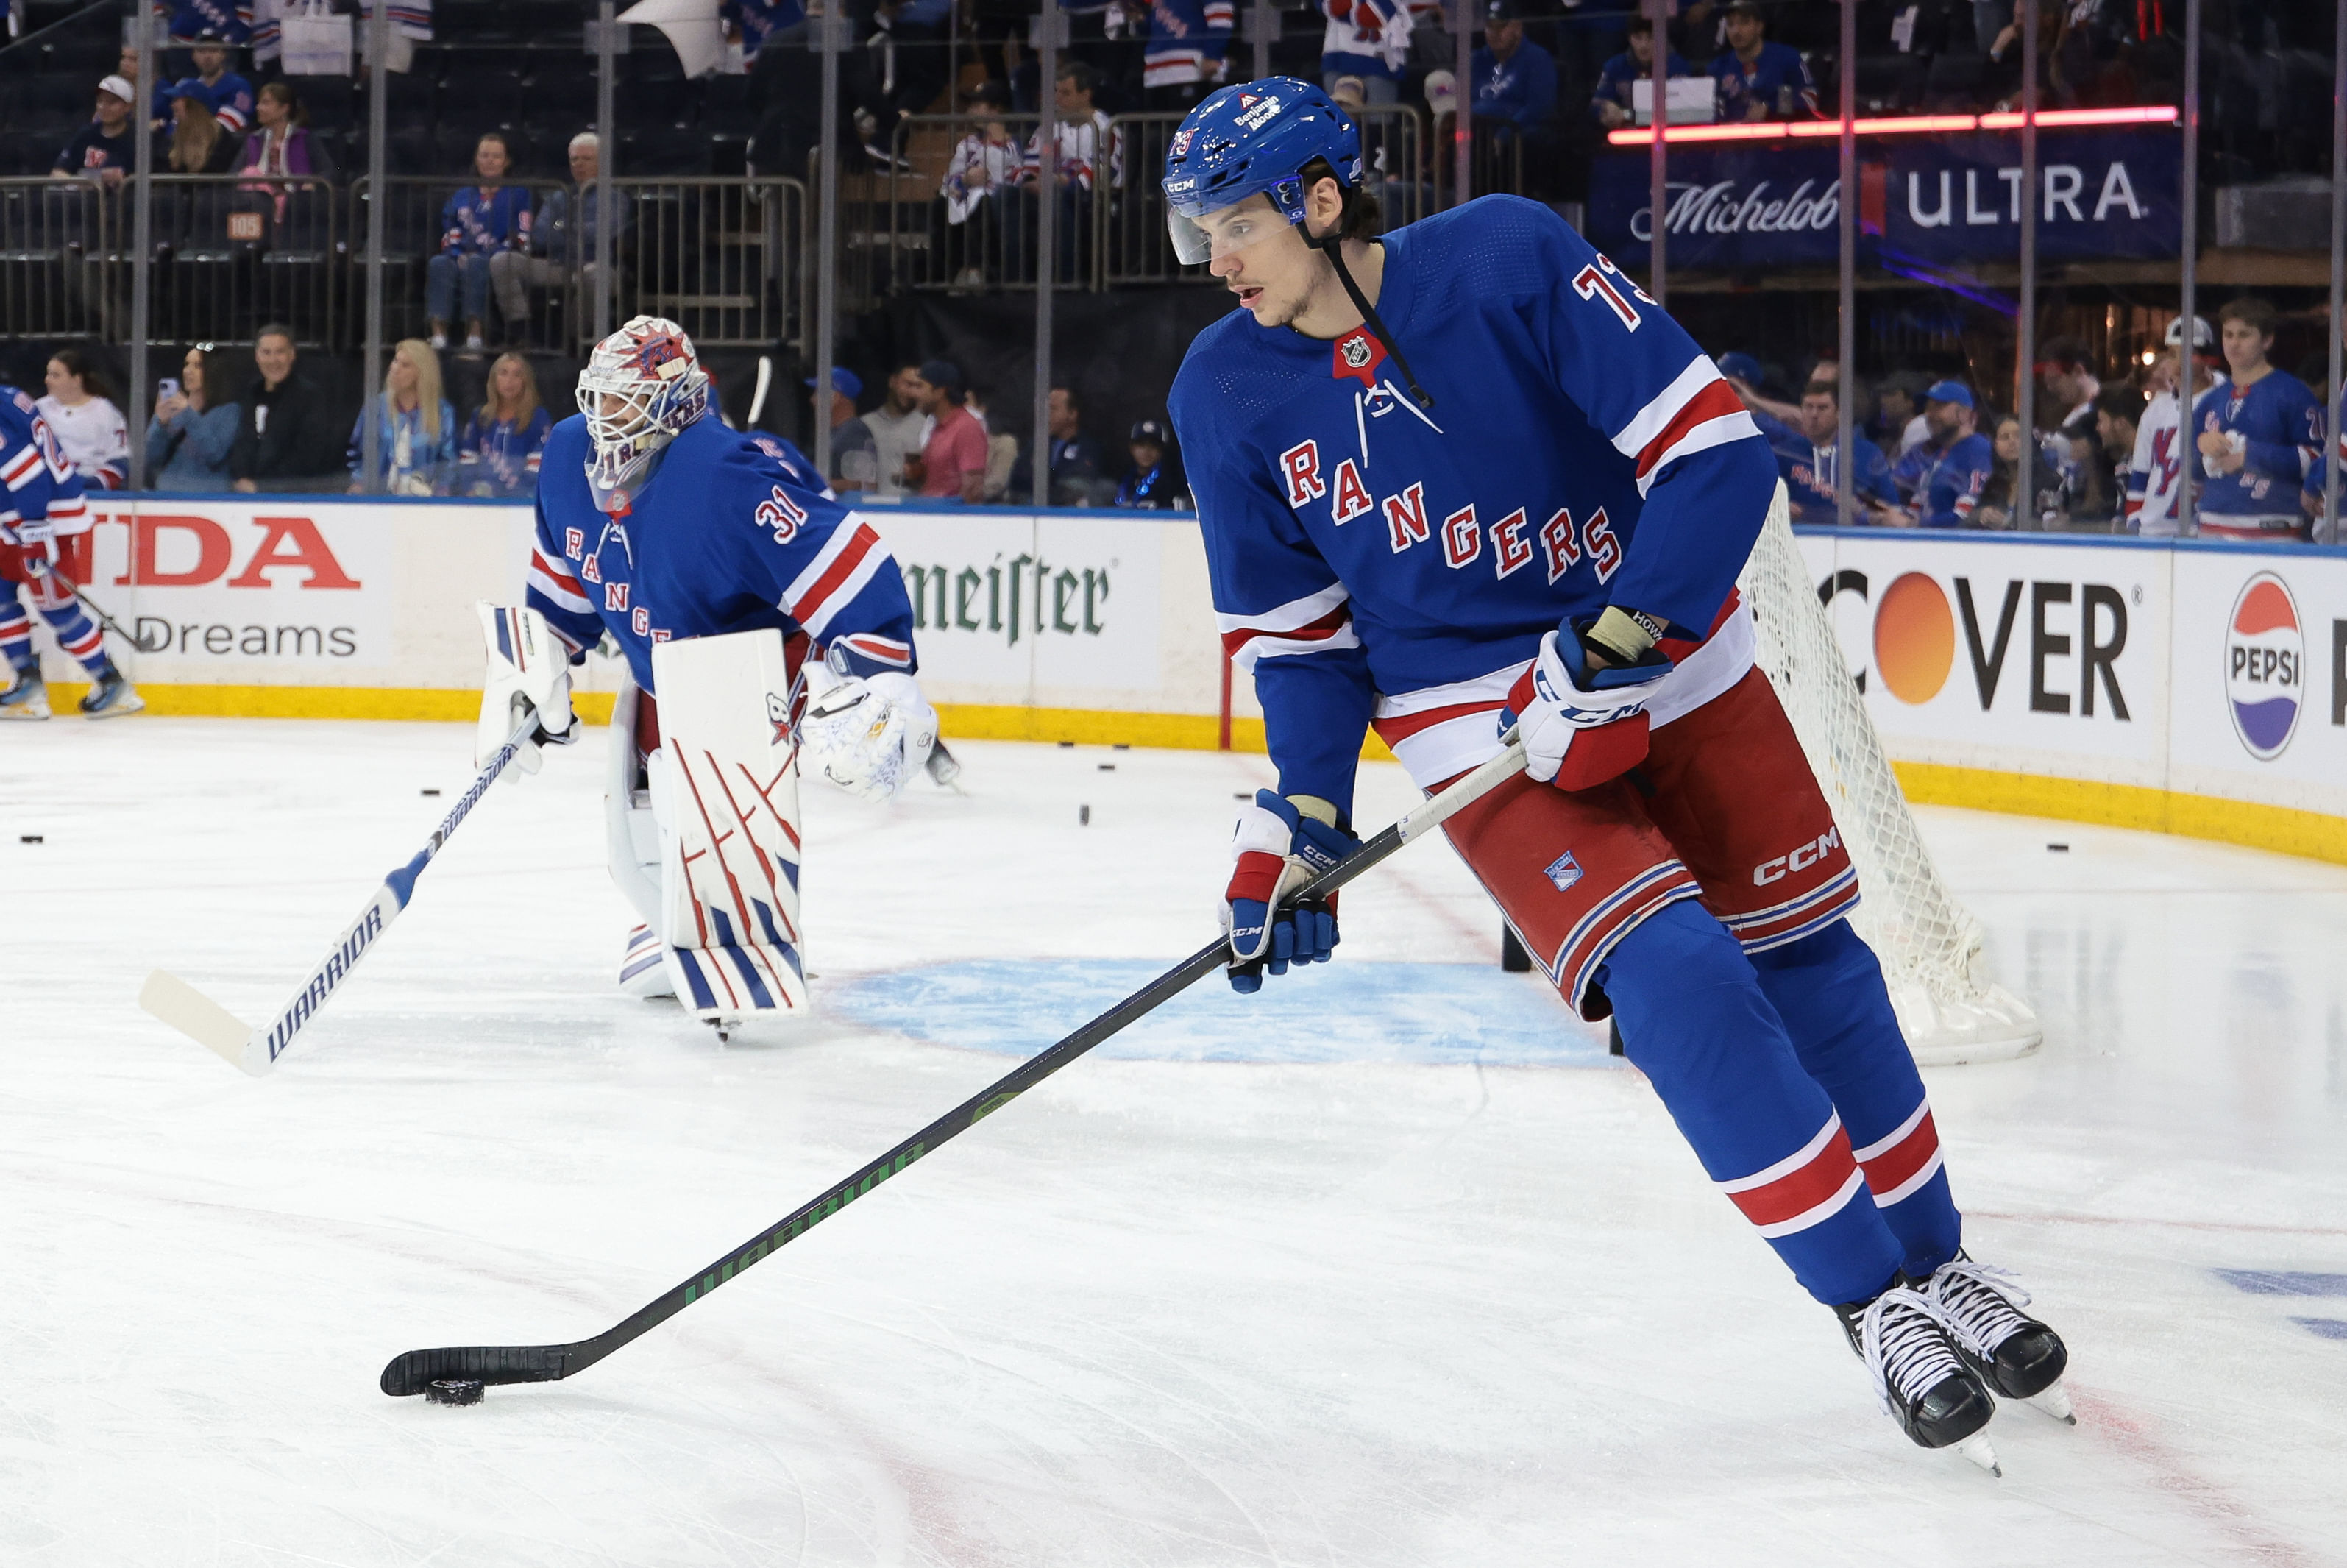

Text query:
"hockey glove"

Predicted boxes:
[[800, 670, 939, 803], [1497, 617, 1675, 792], [475, 602, 578, 777], [1224, 790, 1361, 995]]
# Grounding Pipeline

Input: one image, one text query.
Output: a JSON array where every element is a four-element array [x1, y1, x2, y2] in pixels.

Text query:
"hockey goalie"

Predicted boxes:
[[476, 316, 944, 1036]]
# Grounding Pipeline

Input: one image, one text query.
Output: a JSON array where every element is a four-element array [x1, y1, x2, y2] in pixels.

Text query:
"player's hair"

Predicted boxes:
[[47, 346, 113, 403], [482, 350, 542, 430], [2218, 296, 2278, 339], [1298, 155, 1381, 244], [1801, 379, 1837, 405], [2092, 385, 2142, 427], [1056, 60, 1099, 95], [256, 80, 308, 127], [388, 338, 447, 443]]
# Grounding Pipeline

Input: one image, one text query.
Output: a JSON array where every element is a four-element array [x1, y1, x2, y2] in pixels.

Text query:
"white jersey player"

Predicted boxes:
[[2126, 314, 2223, 538]]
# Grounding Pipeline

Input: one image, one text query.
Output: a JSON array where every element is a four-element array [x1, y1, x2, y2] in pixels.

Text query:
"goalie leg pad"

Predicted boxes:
[[647, 629, 811, 1024]]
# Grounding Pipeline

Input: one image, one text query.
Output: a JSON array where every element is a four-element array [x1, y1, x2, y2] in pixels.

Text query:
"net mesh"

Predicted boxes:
[[1736, 488, 2041, 1065]]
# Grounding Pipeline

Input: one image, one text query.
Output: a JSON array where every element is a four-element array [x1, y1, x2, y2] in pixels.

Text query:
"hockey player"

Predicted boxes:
[[1162, 79, 2068, 1472], [2126, 315, 2222, 538], [2190, 297, 2323, 542], [0, 386, 142, 720], [483, 316, 937, 1021]]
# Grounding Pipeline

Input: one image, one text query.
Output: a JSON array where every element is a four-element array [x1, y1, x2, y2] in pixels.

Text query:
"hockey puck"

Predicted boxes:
[[1079, 804, 1091, 826], [424, 1378, 485, 1406], [2048, 842, 2070, 853], [18, 834, 40, 844], [1097, 763, 1115, 771], [1057, 740, 1074, 748], [421, 788, 441, 798]]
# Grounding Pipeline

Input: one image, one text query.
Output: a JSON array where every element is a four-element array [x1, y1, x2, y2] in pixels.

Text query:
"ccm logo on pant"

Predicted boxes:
[[1753, 828, 1841, 886]]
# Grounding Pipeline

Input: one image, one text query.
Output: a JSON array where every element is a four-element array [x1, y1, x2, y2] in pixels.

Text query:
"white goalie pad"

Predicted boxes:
[[646, 629, 812, 1027]]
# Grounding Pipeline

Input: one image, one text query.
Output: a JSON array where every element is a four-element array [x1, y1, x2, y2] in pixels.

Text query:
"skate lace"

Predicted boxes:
[[1856, 1286, 1967, 1412], [1925, 1258, 2033, 1358]]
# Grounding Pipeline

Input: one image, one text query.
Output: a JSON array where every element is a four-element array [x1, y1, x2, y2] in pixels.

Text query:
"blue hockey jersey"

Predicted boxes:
[[2189, 369, 2321, 533], [1168, 195, 1775, 814], [0, 388, 90, 542], [1146, 0, 1234, 88], [526, 411, 919, 694]]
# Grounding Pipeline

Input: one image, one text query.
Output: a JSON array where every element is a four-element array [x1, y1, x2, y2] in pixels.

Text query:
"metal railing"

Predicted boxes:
[[0, 179, 114, 341]]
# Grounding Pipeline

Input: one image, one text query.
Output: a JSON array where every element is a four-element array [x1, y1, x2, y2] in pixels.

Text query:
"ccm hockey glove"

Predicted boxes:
[[1224, 789, 1360, 994], [1498, 615, 1675, 792]]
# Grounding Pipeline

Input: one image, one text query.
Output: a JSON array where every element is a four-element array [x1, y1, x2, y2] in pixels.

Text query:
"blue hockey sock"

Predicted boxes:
[[1748, 920, 1961, 1279], [1599, 900, 1906, 1307], [37, 599, 109, 676], [1, 595, 32, 671]]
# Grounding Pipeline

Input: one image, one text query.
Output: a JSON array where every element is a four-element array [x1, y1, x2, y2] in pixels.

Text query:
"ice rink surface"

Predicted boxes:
[[4, 719, 2346, 1568]]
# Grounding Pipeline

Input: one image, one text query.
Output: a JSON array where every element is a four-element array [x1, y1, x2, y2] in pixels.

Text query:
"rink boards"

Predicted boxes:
[[27, 496, 2347, 863]]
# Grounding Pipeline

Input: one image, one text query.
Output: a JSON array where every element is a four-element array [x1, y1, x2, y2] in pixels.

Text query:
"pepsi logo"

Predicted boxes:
[[2225, 571, 2301, 760]]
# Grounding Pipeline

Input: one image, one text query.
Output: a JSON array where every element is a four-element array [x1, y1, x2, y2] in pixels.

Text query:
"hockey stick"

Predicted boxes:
[[138, 709, 546, 1077], [747, 355, 774, 427], [380, 735, 1529, 1399], [46, 567, 163, 653]]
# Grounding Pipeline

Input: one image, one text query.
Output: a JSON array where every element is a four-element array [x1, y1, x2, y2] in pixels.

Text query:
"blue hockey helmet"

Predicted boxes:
[[1161, 77, 1363, 266]]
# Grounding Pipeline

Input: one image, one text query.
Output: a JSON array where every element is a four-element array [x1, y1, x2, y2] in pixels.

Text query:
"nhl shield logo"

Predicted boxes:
[[1544, 851, 1584, 893], [1341, 336, 1373, 369]]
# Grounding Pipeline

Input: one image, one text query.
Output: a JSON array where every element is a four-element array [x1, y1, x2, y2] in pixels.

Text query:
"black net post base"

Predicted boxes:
[[1500, 925, 1533, 973]]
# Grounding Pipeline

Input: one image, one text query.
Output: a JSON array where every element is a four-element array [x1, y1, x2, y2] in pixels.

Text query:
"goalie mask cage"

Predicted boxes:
[[1737, 488, 2042, 1066]]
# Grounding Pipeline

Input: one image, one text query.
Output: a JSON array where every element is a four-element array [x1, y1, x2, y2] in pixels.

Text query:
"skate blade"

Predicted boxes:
[[85, 693, 146, 718], [0, 700, 51, 720], [2028, 1381, 2077, 1425], [1952, 1432, 2002, 1477]]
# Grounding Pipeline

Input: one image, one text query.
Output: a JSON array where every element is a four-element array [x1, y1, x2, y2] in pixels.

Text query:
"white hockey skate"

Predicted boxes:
[[1835, 1282, 2003, 1476], [1922, 1256, 2076, 1425], [1, 666, 49, 720]]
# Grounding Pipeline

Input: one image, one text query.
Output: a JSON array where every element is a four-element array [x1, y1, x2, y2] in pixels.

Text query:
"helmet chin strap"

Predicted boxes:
[[1305, 212, 1433, 409]]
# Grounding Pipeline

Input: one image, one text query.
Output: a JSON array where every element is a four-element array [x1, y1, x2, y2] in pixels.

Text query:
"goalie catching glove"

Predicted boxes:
[[800, 670, 938, 803], [475, 602, 578, 776], [1223, 790, 1360, 994], [1498, 610, 1675, 792]]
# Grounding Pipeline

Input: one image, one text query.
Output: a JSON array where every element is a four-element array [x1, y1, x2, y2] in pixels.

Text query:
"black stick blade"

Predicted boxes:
[[381, 1344, 570, 1396]]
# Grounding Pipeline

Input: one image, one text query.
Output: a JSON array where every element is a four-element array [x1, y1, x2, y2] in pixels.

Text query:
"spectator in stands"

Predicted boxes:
[[1711, 0, 1819, 121], [1592, 15, 1691, 129], [348, 339, 455, 496], [2085, 386, 2142, 527], [909, 359, 988, 503], [1007, 62, 1120, 283], [1142, 0, 1232, 113], [939, 83, 1021, 288], [1747, 379, 1902, 524], [146, 344, 240, 492], [2192, 297, 2323, 542], [491, 132, 624, 349], [809, 366, 879, 493], [230, 325, 342, 492], [161, 2, 249, 46], [456, 352, 552, 498], [863, 361, 931, 497], [722, 0, 806, 62], [177, 30, 255, 135], [427, 132, 531, 356], [1908, 381, 1997, 527], [887, 0, 956, 124], [1471, 1, 1558, 143], [1874, 372, 1930, 465], [166, 82, 243, 174], [235, 82, 334, 219], [961, 385, 1020, 500], [747, 0, 881, 182], [2037, 334, 2102, 497], [1115, 418, 1187, 509], [52, 76, 140, 189], [1971, 414, 2028, 531], [38, 350, 129, 491], [1014, 386, 1111, 505], [1318, 0, 1424, 107]]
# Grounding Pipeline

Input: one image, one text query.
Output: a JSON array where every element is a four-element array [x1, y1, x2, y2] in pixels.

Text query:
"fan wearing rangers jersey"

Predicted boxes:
[[0, 388, 142, 720], [2190, 297, 2323, 542], [2126, 314, 2222, 538], [1144, 0, 1234, 111], [1162, 79, 2069, 1472], [492, 317, 939, 1007]]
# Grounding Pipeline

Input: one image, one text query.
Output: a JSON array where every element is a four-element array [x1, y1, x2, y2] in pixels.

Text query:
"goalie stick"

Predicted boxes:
[[380, 734, 1529, 1399], [138, 709, 545, 1076]]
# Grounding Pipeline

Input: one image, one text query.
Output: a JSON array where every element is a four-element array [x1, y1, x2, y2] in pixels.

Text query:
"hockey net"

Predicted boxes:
[[1736, 486, 2041, 1066]]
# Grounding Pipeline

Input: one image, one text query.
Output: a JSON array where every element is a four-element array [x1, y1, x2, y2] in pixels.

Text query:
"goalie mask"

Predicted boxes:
[[576, 315, 711, 513]]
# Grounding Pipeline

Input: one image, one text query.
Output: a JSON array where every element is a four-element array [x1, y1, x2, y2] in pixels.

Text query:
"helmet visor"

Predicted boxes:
[[1165, 192, 1302, 267]]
